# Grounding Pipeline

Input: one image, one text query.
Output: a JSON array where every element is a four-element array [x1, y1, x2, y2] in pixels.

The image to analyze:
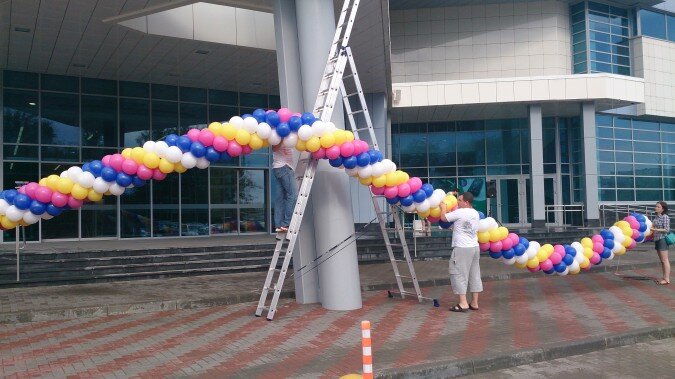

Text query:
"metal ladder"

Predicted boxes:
[[256, 0, 362, 321]]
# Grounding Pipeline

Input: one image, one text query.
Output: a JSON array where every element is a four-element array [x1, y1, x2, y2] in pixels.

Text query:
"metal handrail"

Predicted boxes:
[[544, 204, 586, 228], [599, 203, 675, 228]]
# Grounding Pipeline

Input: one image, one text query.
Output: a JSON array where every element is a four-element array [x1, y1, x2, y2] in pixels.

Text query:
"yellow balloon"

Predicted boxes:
[[340, 375, 363, 379], [174, 163, 187, 174], [570, 266, 580, 275], [222, 123, 236, 140], [536, 249, 549, 262], [143, 153, 160, 169], [395, 171, 407, 186], [306, 136, 321, 152], [345, 131, 355, 142], [583, 248, 594, 258], [514, 261, 527, 269], [542, 244, 554, 253], [400, 172, 410, 183], [580, 237, 593, 249], [372, 175, 387, 188], [334, 130, 347, 146], [489, 228, 501, 242], [296, 139, 307, 152], [104, 190, 112, 196], [131, 147, 146, 164], [46, 175, 60, 191], [121, 148, 132, 158], [87, 189, 103, 202], [261, 140, 270, 148], [208, 122, 223, 136], [57, 177, 74, 194], [359, 177, 372, 185], [385, 172, 397, 187], [429, 207, 441, 218], [71, 184, 89, 200], [39, 178, 47, 186], [477, 231, 491, 244], [499, 227, 509, 240], [622, 237, 633, 247], [320, 133, 335, 149], [526, 258, 540, 269], [159, 158, 174, 174], [580, 257, 590, 268], [249, 134, 264, 150], [418, 209, 430, 218], [235, 129, 251, 146], [614, 220, 630, 230], [615, 245, 626, 255], [1, 216, 17, 230]]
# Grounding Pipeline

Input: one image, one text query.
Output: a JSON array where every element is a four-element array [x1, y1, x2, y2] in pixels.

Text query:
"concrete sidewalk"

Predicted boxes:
[[0, 244, 668, 323]]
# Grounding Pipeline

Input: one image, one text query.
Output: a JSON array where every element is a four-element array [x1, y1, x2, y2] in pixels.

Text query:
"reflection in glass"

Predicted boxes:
[[82, 95, 118, 147], [41, 92, 79, 146], [3, 144, 38, 161], [121, 183, 151, 238], [81, 194, 117, 238], [239, 170, 267, 233], [153, 174, 179, 237], [120, 98, 150, 147], [152, 100, 178, 140], [181, 169, 209, 236], [180, 103, 207, 133], [210, 167, 238, 234], [3, 89, 39, 144]]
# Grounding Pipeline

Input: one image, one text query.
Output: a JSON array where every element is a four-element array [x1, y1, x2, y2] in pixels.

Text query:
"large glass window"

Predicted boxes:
[[82, 95, 118, 147], [3, 89, 39, 145], [640, 9, 667, 39], [181, 169, 209, 236], [119, 98, 150, 147]]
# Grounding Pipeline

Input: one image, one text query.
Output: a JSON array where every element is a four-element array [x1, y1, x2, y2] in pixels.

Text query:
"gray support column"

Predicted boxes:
[[273, 0, 319, 304], [581, 101, 600, 226], [529, 104, 546, 228]]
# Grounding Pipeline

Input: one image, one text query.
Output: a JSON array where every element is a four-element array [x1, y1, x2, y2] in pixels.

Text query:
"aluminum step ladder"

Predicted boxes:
[[256, 0, 362, 320]]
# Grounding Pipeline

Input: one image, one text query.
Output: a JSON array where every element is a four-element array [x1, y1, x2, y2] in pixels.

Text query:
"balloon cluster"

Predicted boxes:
[[0, 106, 656, 277]]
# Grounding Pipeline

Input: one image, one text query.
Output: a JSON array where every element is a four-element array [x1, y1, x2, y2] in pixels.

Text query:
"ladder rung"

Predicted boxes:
[[348, 110, 364, 115], [353, 127, 370, 132], [344, 91, 359, 97], [392, 259, 408, 263], [387, 243, 403, 247], [396, 275, 413, 279], [343, 73, 354, 80], [399, 290, 419, 296]]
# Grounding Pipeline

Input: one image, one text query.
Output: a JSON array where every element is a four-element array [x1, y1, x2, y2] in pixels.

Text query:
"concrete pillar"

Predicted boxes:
[[529, 104, 546, 228], [274, 0, 362, 310], [581, 101, 600, 226]]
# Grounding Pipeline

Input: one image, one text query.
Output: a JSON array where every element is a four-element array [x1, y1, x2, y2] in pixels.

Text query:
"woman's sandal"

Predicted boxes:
[[449, 304, 469, 312], [469, 305, 479, 311], [656, 279, 670, 285]]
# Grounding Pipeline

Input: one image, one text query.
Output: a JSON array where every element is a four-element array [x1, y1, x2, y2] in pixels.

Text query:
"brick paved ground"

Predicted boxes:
[[468, 338, 675, 379], [0, 267, 673, 378]]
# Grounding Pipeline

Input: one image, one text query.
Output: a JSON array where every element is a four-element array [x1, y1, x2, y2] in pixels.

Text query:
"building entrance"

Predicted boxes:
[[487, 176, 529, 227]]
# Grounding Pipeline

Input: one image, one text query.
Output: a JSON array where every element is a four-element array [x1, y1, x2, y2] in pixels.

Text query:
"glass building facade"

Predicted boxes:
[[2, 70, 278, 241], [638, 8, 675, 41]]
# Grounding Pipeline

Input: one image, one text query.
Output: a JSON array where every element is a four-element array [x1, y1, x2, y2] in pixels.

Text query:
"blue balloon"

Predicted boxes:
[[386, 196, 400, 205], [634, 213, 646, 222], [29, 200, 46, 215], [329, 157, 343, 167], [343, 156, 358, 169], [600, 248, 611, 259], [514, 243, 526, 256], [421, 183, 434, 197], [439, 220, 453, 229], [219, 152, 231, 162], [81, 163, 91, 173], [368, 150, 379, 164], [565, 245, 576, 256], [3, 189, 18, 204], [563, 254, 574, 265], [101, 167, 117, 182], [89, 160, 103, 176], [205, 147, 221, 162], [13, 194, 31, 210], [301, 112, 316, 126], [635, 232, 645, 243], [132, 176, 146, 187], [252, 109, 267, 123], [266, 112, 280, 127], [116, 172, 133, 187], [288, 116, 302, 131], [46, 204, 63, 216], [477, 211, 486, 219], [356, 152, 370, 167], [190, 141, 206, 158], [519, 237, 530, 249], [544, 269, 555, 275], [554, 262, 567, 273], [276, 123, 291, 137], [596, 256, 603, 265], [489, 251, 502, 259], [412, 189, 427, 203], [638, 222, 647, 232], [502, 248, 515, 259], [241, 114, 252, 120], [600, 229, 614, 240], [400, 195, 414, 206], [165, 134, 179, 146], [376, 151, 384, 162], [177, 136, 193, 152], [603, 239, 615, 249]]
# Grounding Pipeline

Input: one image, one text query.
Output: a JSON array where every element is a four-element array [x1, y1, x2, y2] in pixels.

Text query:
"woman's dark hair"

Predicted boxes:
[[657, 201, 668, 215]]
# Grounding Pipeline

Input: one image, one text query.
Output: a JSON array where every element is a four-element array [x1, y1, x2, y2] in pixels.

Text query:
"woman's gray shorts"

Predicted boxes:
[[448, 246, 483, 295], [655, 238, 668, 251]]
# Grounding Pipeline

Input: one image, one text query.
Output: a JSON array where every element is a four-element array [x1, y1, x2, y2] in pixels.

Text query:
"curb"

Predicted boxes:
[[375, 325, 675, 378], [0, 260, 666, 324]]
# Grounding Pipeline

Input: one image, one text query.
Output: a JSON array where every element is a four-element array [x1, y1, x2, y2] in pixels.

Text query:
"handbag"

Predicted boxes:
[[665, 232, 675, 246]]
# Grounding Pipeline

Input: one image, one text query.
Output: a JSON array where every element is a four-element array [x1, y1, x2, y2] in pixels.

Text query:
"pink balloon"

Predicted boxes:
[[408, 177, 423, 193], [212, 136, 229, 152], [353, 140, 367, 155], [292, 112, 302, 118], [137, 165, 153, 180], [591, 234, 604, 244], [277, 108, 292, 123], [590, 253, 601, 265], [528, 266, 541, 273], [122, 159, 139, 175], [241, 145, 252, 155], [227, 141, 243, 157], [624, 216, 639, 230], [397, 183, 411, 198], [35, 186, 53, 203], [501, 237, 513, 250], [371, 185, 385, 196], [109, 154, 124, 172], [549, 252, 562, 265], [479, 242, 491, 252], [592, 242, 604, 253], [198, 129, 215, 147], [509, 233, 519, 246], [17, 186, 26, 194], [101, 155, 111, 166], [384, 186, 399, 199], [25, 182, 39, 198], [359, 140, 371, 152], [325, 146, 341, 160], [540, 259, 553, 271], [631, 229, 639, 239], [152, 169, 166, 181], [553, 244, 565, 255], [629, 240, 637, 250], [427, 216, 440, 223], [51, 192, 69, 207], [340, 142, 355, 158], [311, 148, 326, 160], [489, 241, 503, 253], [187, 128, 201, 142], [68, 196, 83, 209]]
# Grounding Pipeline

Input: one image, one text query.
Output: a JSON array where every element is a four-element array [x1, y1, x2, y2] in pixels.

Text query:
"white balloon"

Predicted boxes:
[[23, 212, 41, 225], [569, 260, 580, 272], [166, 146, 183, 163], [143, 140, 156, 153], [416, 199, 430, 212], [312, 121, 326, 137], [256, 122, 272, 139], [574, 252, 585, 263], [345, 167, 359, 177], [324, 121, 337, 133], [78, 172, 96, 188], [195, 157, 210, 169], [557, 267, 569, 276], [433, 189, 446, 201], [229, 116, 244, 128], [608, 251, 615, 260], [371, 162, 385, 177], [0, 199, 9, 214], [357, 165, 373, 178], [243, 116, 259, 133], [282, 133, 298, 148], [155, 141, 169, 157], [109, 183, 125, 196], [60, 171, 69, 178], [41, 213, 54, 220], [6, 206, 24, 222], [529, 241, 541, 252], [478, 219, 491, 233], [571, 242, 584, 257], [504, 257, 516, 265], [297, 125, 313, 141], [268, 130, 282, 146], [181, 153, 198, 169], [516, 253, 529, 264], [526, 246, 538, 259], [401, 204, 416, 213], [92, 177, 110, 194], [67, 166, 83, 181]]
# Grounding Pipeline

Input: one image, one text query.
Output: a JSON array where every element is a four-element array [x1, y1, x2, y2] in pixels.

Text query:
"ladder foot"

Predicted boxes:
[[255, 313, 262, 317], [387, 290, 393, 298], [433, 299, 440, 308]]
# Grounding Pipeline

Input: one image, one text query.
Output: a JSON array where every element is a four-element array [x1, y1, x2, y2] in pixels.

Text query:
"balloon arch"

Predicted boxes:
[[0, 108, 654, 276]]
